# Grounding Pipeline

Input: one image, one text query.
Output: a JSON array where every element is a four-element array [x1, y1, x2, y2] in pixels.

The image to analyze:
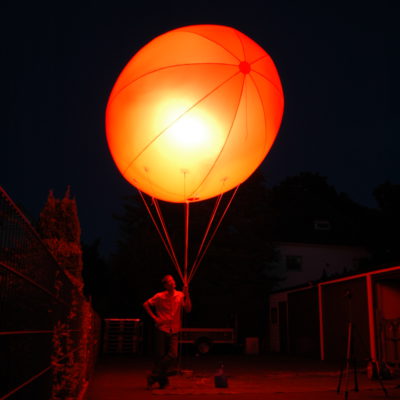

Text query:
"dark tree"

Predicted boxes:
[[371, 181, 400, 266], [38, 187, 83, 279], [110, 194, 174, 316], [82, 239, 110, 316], [264, 172, 373, 247]]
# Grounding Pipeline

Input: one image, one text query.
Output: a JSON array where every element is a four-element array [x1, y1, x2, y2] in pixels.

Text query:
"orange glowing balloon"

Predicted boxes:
[[106, 25, 284, 203]]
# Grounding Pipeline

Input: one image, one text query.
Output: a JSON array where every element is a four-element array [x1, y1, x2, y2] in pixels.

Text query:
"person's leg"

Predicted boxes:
[[167, 333, 179, 372], [156, 333, 179, 388], [153, 328, 166, 374], [154, 333, 178, 387], [147, 328, 166, 388]]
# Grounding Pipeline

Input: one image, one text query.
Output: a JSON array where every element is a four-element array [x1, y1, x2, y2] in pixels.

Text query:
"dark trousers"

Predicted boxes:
[[152, 328, 178, 378]]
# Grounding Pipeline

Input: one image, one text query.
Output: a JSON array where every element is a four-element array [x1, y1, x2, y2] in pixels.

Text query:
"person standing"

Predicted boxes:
[[143, 274, 191, 389]]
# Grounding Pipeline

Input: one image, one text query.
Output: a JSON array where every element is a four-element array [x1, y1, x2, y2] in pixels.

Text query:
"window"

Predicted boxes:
[[286, 255, 302, 271], [314, 220, 331, 231]]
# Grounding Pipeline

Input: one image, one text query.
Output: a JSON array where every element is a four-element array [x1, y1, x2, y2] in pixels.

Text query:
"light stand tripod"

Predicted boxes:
[[336, 289, 388, 399]]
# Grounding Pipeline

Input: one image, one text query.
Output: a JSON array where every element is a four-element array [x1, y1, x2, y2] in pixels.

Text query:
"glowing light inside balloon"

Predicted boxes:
[[169, 114, 210, 148], [165, 112, 223, 160]]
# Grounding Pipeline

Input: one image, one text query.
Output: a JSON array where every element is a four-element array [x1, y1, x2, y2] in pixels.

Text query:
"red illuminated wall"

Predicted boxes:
[[322, 278, 369, 361]]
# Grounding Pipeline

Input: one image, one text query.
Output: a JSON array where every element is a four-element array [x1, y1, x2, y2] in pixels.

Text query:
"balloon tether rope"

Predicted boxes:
[[138, 186, 239, 285], [189, 185, 239, 282], [137, 190, 183, 281]]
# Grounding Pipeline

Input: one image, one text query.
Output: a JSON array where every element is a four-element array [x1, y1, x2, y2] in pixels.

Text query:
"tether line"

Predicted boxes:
[[137, 191, 182, 281], [188, 185, 239, 282]]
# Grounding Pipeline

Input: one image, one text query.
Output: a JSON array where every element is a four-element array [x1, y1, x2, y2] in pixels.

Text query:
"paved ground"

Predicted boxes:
[[85, 353, 400, 400]]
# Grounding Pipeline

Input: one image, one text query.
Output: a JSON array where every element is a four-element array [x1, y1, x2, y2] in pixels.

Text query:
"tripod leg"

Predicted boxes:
[[337, 321, 352, 394], [344, 359, 351, 399], [344, 322, 352, 399], [353, 323, 389, 397], [377, 376, 389, 397], [337, 360, 345, 393], [375, 363, 389, 397], [353, 355, 358, 392]]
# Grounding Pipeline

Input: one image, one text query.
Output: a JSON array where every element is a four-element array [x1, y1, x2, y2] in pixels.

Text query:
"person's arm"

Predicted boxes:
[[183, 285, 192, 312], [143, 299, 161, 324]]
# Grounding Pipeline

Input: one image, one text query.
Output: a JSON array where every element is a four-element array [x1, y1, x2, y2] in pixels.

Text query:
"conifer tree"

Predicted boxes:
[[38, 187, 83, 282]]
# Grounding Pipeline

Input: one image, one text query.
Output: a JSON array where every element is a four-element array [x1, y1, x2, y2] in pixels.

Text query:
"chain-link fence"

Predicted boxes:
[[0, 187, 100, 400]]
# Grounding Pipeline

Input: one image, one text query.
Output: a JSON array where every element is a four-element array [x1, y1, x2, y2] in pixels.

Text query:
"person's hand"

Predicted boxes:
[[183, 284, 192, 312]]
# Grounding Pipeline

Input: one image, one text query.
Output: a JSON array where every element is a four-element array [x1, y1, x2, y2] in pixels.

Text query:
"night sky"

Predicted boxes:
[[3, 1, 396, 257]]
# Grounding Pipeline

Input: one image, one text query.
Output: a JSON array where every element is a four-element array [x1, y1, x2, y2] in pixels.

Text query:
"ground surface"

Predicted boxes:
[[85, 353, 400, 400]]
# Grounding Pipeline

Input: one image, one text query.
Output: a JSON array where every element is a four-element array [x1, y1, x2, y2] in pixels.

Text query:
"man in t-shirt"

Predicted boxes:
[[143, 274, 192, 389]]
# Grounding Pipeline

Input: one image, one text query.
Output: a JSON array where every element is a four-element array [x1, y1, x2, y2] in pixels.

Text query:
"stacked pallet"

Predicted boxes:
[[103, 318, 143, 354]]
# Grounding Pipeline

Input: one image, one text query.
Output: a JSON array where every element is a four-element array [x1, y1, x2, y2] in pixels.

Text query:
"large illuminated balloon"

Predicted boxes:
[[106, 25, 284, 203]]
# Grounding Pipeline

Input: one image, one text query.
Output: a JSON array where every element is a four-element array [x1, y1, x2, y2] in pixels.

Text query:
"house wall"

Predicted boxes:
[[288, 287, 320, 357], [273, 242, 369, 289], [376, 279, 400, 320], [375, 279, 400, 363], [269, 292, 288, 352]]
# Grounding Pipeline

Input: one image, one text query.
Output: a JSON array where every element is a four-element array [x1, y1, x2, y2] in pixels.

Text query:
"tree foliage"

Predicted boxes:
[[39, 187, 81, 243], [264, 172, 373, 246], [371, 181, 400, 265], [38, 187, 83, 280]]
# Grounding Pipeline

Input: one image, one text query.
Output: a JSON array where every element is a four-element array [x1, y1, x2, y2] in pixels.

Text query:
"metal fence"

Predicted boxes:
[[0, 187, 100, 400]]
